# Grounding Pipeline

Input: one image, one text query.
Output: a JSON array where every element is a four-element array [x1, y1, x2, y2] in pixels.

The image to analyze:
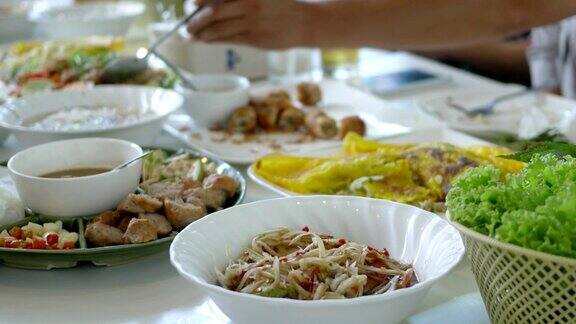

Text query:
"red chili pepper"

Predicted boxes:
[[310, 266, 321, 278], [20, 70, 50, 81], [338, 239, 347, 245], [300, 280, 315, 292], [302, 226, 309, 232]]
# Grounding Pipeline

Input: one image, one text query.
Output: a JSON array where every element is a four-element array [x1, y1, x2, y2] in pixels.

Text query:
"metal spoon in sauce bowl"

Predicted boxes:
[[113, 151, 154, 171]]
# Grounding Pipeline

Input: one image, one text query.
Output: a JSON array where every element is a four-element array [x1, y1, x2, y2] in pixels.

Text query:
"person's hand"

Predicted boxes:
[[186, 0, 312, 49]]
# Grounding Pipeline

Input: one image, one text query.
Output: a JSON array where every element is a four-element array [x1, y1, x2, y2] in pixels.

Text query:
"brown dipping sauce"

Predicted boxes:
[[41, 167, 111, 179]]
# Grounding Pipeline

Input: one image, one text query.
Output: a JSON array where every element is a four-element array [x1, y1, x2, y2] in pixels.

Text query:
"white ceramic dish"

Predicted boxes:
[[248, 127, 495, 197], [31, 1, 144, 39], [0, 85, 183, 148], [0, 0, 35, 43], [164, 80, 411, 164], [8, 138, 142, 217], [417, 87, 574, 137], [170, 196, 465, 324], [175, 74, 250, 127]]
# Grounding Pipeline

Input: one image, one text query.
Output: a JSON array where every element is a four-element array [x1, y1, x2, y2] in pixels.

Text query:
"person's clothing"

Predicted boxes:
[[528, 17, 576, 98]]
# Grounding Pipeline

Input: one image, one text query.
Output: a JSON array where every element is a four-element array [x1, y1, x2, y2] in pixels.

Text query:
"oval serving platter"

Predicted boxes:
[[0, 147, 246, 270]]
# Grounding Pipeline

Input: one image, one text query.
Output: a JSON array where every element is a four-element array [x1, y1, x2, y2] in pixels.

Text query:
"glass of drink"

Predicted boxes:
[[321, 48, 359, 79]]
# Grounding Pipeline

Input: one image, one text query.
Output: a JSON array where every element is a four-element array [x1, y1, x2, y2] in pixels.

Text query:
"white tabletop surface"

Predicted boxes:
[[0, 49, 501, 324]]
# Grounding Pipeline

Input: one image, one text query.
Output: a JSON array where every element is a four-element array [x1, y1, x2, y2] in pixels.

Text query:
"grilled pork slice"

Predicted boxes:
[[142, 181, 185, 200], [122, 218, 158, 244], [164, 199, 207, 230], [202, 174, 238, 197], [183, 187, 227, 210], [117, 194, 163, 214], [138, 213, 172, 236], [84, 222, 124, 246]]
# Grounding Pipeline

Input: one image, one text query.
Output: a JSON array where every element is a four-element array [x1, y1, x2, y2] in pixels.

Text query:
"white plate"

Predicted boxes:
[[248, 128, 495, 197], [164, 80, 411, 164], [417, 87, 575, 137]]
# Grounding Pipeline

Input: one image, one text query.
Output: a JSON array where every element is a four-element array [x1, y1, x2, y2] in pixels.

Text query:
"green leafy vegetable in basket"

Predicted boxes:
[[447, 154, 576, 258]]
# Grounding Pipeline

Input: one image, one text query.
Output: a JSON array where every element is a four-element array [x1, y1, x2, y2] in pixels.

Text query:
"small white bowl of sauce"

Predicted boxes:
[[7, 138, 143, 217], [175, 74, 250, 127]]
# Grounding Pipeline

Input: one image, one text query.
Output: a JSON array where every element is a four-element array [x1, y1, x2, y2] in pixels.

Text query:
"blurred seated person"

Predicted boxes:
[[527, 17, 576, 98], [415, 35, 530, 86]]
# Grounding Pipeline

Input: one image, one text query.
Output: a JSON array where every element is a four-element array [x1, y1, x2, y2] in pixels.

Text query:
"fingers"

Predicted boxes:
[[211, 33, 251, 45], [196, 18, 249, 42], [187, 0, 246, 37], [195, 0, 234, 8]]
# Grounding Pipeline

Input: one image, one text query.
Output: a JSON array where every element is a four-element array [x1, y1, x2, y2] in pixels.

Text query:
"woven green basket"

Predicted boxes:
[[448, 218, 576, 324]]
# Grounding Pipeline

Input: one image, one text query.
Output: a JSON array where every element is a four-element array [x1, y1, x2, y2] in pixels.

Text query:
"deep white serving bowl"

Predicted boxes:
[[8, 138, 142, 217], [175, 74, 250, 127], [0, 0, 35, 43], [0, 85, 183, 148], [170, 196, 465, 324], [31, 1, 144, 39]]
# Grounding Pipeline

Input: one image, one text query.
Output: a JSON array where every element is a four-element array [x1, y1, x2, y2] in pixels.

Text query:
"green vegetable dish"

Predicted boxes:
[[0, 38, 178, 98], [447, 154, 576, 259]]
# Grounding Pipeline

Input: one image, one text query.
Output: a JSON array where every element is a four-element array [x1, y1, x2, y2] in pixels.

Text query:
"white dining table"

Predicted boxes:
[[0, 49, 503, 324]]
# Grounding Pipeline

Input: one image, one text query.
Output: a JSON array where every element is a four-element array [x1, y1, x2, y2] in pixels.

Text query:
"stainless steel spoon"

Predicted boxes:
[[100, 1, 221, 89], [113, 151, 154, 171]]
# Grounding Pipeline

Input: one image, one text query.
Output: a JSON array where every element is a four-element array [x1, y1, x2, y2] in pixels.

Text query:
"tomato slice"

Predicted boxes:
[[45, 233, 59, 246], [32, 238, 47, 249]]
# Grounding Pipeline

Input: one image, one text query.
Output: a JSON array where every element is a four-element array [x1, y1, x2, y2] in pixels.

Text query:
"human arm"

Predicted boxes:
[[187, 0, 576, 50]]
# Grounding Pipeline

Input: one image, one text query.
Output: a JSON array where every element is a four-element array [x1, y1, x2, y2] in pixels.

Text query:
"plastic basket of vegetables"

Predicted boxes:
[[446, 146, 576, 324]]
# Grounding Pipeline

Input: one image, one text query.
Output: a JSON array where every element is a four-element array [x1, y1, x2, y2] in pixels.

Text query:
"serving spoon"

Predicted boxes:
[[113, 151, 154, 171], [100, 1, 222, 89]]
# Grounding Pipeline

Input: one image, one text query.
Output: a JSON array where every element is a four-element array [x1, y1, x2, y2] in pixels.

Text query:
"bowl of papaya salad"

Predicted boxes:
[[170, 196, 464, 324]]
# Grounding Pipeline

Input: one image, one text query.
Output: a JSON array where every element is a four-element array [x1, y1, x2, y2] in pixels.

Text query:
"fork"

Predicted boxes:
[[445, 87, 541, 118]]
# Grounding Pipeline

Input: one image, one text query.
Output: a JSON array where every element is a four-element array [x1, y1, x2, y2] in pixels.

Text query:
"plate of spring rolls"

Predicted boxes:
[[164, 80, 410, 164]]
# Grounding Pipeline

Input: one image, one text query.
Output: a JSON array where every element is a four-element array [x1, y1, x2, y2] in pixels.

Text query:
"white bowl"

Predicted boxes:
[[8, 138, 142, 217], [170, 196, 464, 324], [175, 74, 250, 127], [31, 1, 144, 39], [0, 85, 183, 148], [0, 5, 35, 43]]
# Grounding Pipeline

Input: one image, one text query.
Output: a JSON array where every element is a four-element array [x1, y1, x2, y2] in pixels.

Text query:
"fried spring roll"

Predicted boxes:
[[256, 105, 280, 130], [339, 115, 367, 139], [297, 82, 322, 106], [227, 106, 258, 133], [277, 107, 305, 132], [305, 109, 338, 139]]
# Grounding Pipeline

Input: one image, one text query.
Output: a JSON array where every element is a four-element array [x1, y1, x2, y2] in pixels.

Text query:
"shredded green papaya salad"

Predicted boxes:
[[216, 227, 416, 300]]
